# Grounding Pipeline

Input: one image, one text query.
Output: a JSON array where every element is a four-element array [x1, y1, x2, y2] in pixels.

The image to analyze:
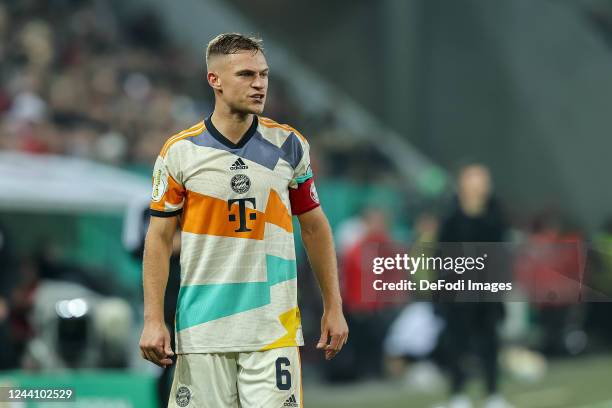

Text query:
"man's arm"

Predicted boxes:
[[139, 215, 177, 368], [298, 207, 349, 360]]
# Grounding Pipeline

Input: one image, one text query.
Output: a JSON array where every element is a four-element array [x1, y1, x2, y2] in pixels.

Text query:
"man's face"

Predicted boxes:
[[458, 165, 491, 202], [208, 50, 268, 115]]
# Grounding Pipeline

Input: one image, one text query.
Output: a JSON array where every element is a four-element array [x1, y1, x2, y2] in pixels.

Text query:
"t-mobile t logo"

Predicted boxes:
[[228, 198, 257, 232]]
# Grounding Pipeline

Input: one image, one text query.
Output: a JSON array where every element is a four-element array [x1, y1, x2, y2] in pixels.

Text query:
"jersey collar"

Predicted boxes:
[[205, 113, 259, 149]]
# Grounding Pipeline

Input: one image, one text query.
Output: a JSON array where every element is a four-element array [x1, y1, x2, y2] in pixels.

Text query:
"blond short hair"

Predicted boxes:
[[206, 33, 264, 67]]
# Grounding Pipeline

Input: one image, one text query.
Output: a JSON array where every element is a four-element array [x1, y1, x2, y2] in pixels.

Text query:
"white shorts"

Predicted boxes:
[[168, 347, 302, 408]]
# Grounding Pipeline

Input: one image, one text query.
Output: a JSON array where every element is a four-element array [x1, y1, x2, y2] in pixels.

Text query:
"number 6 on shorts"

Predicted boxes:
[[275, 357, 291, 390]]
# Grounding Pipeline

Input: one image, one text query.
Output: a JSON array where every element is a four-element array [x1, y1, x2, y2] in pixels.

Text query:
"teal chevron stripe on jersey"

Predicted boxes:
[[175, 281, 269, 331], [266, 255, 297, 285], [175, 255, 297, 331], [294, 166, 313, 184]]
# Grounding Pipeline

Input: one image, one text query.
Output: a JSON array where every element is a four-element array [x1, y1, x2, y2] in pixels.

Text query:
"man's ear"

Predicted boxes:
[[207, 71, 221, 91]]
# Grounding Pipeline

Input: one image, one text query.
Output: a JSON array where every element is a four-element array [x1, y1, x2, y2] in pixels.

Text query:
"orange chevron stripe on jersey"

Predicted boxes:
[[180, 189, 293, 239], [160, 121, 205, 157], [162, 121, 204, 150], [259, 117, 307, 143], [181, 190, 265, 239], [259, 117, 297, 133], [264, 189, 293, 233], [150, 173, 185, 212]]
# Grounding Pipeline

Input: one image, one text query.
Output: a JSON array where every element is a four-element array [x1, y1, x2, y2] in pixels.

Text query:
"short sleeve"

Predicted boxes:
[[288, 135, 320, 215], [149, 145, 186, 217]]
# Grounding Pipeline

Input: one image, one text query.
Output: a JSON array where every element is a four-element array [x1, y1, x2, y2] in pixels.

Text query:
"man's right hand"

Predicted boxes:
[[139, 320, 174, 368]]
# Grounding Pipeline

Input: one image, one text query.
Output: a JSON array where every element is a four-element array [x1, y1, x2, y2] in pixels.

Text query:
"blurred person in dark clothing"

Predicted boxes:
[[437, 164, 511, 408]]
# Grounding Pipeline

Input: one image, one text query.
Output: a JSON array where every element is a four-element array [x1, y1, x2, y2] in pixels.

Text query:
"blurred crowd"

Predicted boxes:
[[0, 1, 200, 166], [0, 1, 396, 182]]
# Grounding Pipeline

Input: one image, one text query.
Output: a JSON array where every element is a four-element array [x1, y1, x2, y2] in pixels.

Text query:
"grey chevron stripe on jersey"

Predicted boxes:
[[187, 130, 304, 171]]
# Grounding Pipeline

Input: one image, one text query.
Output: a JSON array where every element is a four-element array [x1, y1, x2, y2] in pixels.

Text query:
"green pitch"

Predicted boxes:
[[305, 354, 612, 408]]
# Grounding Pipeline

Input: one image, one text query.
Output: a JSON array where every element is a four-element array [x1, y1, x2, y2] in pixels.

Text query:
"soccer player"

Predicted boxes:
[[139, 33, 348, 408]]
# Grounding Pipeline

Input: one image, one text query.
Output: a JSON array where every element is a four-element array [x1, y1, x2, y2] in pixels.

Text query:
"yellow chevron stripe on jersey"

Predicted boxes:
[[259, 307, 301, 350]]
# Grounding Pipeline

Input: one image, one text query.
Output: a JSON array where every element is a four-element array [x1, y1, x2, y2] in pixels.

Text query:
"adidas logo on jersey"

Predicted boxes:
[[283, 394, 298, 407], [230, 158, 248, 170]]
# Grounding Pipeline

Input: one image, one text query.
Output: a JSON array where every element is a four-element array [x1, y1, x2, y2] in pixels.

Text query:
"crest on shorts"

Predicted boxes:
[[176, 385, 191, 407]]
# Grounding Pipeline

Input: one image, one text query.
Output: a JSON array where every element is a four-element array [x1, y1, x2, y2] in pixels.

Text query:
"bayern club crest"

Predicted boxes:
[[231, 174, 251, 194], [175, 386, 191, 407]]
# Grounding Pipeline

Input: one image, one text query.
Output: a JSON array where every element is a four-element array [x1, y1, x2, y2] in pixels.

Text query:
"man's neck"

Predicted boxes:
[[210, 106, 254, 144], [459, 196, 487, 217]]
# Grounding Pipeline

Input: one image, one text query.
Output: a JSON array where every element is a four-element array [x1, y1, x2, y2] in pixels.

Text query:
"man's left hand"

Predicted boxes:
[[316, 307, 349, 360]]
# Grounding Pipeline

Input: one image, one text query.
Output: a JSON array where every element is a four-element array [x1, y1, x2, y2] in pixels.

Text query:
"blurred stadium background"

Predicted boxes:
[[1, 0, 612, 407]]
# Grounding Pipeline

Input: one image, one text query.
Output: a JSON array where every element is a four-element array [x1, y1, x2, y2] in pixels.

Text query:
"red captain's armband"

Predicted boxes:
[[289, 177, 320, 215]]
